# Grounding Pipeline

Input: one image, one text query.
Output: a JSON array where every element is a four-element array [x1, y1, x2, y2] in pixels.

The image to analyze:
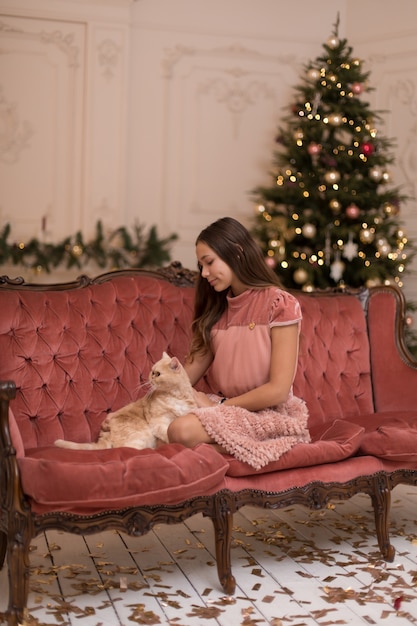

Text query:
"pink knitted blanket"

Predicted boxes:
[[194, 395, 310, 470]]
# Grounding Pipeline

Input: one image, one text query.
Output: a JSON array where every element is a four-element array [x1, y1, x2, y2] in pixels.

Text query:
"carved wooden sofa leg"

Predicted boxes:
[[0, 531, 6, 570], [5, 512, 33, 626], [371, 473, 395, 563], [212, 492, 236, 595]]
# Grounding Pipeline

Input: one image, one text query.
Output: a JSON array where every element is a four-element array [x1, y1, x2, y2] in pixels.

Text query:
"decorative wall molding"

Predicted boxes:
[[162, 42, 298, 79], [197, 77, 275, 140], [0, 87, 33, 164], [0, 19, 79, 66], [98, 38, 121, 80], [158, 40, 302, 241]]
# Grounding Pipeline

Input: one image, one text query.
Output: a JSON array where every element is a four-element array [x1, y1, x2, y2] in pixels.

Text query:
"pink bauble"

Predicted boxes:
[[307, 142, 321, 156], [352, 82, 363, 95], [265, 256, 277, 268], [346, 203, 360, 219]]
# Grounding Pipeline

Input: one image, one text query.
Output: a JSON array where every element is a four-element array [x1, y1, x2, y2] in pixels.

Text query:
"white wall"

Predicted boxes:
[[0, 0, 416, 304], [126, 0, 348, 269], [346, 0, 417, 304], [0, 0, 131, 281]]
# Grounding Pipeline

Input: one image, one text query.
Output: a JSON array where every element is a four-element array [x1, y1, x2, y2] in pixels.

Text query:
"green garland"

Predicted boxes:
[[0, 221, 178, 274]]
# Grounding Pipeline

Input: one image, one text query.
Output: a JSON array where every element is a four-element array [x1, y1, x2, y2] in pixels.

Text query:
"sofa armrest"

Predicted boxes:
[[0, 380, 17, 454], [367, 286, 417, 411], [0, 380, 29, 523]]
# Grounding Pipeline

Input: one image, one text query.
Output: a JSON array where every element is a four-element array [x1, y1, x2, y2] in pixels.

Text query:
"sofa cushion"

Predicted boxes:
[[19, 443, 228, 514], [351, 411, 417, 461], [225, 419, 364, 477]]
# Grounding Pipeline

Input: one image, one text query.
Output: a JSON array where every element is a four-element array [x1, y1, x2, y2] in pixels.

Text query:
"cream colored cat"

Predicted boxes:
[[54, 352, 196, 450]]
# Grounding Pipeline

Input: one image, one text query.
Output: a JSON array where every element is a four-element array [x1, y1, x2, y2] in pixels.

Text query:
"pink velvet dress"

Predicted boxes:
[[194, 287, 310, 470]]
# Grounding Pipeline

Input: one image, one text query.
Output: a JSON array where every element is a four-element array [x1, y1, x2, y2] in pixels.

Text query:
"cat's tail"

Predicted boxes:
[[54, 439, 110, 450]]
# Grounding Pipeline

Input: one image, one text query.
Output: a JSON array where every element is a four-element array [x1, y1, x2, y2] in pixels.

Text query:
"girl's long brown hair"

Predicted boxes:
[[189, 217, 283, 359]]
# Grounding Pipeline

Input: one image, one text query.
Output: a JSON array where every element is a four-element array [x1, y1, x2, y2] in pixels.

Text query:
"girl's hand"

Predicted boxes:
[[193, 390, 216, 407]]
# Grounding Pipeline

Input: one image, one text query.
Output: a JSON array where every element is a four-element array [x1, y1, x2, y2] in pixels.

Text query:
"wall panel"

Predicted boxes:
[[0, 14, 85, 240]]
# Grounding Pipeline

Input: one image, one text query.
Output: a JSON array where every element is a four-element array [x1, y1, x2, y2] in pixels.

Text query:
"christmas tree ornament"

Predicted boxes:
[[329, 198, 342, 214], [302, 283, 314, 292], [342, 233, 358, 261], [293, 129, 304, 141], [327, 112, 343, 126], [302, 223, 317, 238], [330, 252, 345, 282], [307, 67, 320, 81], [383, 202, 396, 215], [351, 82, 364, 95], [377, 238, 390, 257], [346, 203, 360, 219], [307, 142, 321, 156], [293, 267, 309, 284], [366, 277, 381, 288], [381, 170, 391, 183], [360, 142, 374, 156], [369, 165, 382, 182], [72, 244, 83, 257], [327, 35, 339, 49], [324, 169, 340, 184], [359, 228, 375, 244]]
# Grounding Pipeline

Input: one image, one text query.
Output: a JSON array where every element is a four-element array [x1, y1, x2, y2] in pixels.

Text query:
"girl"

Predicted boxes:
[[168, 216, 309, 469]]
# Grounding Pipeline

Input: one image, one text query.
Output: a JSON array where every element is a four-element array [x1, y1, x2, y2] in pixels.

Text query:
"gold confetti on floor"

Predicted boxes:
[[1, 485, 417, 625]]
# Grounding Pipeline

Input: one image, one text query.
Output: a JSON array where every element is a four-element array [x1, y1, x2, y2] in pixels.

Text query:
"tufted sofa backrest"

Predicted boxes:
[[293, 291, 374, 426], [0, 273, 196, 448], [0, 269, 375, 449]]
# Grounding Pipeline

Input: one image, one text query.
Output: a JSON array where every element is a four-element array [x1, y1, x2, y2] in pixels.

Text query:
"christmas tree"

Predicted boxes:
[[251, 17, 414, 298]]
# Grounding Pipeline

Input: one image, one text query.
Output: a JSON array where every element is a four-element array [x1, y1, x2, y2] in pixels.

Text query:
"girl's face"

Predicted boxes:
[[196, 241, 246, 295]]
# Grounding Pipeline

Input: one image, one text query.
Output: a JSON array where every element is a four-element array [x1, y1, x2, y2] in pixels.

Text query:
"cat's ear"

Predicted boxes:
[[170, 356, 180, 371], [162, 351, 170, 360]]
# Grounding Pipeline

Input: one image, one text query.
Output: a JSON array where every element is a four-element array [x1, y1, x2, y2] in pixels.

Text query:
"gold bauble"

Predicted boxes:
[[329, 198, 341, 213]]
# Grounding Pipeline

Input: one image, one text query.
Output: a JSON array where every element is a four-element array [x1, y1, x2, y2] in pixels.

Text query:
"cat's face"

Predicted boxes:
[[148, 353, 185, 390]]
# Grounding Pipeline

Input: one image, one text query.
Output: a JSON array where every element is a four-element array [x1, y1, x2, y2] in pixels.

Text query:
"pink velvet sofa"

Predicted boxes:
[[1, 263, 417, 625]]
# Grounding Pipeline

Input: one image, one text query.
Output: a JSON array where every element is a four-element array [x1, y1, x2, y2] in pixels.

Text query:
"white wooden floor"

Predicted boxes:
[[1, 484, 417, 626]]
